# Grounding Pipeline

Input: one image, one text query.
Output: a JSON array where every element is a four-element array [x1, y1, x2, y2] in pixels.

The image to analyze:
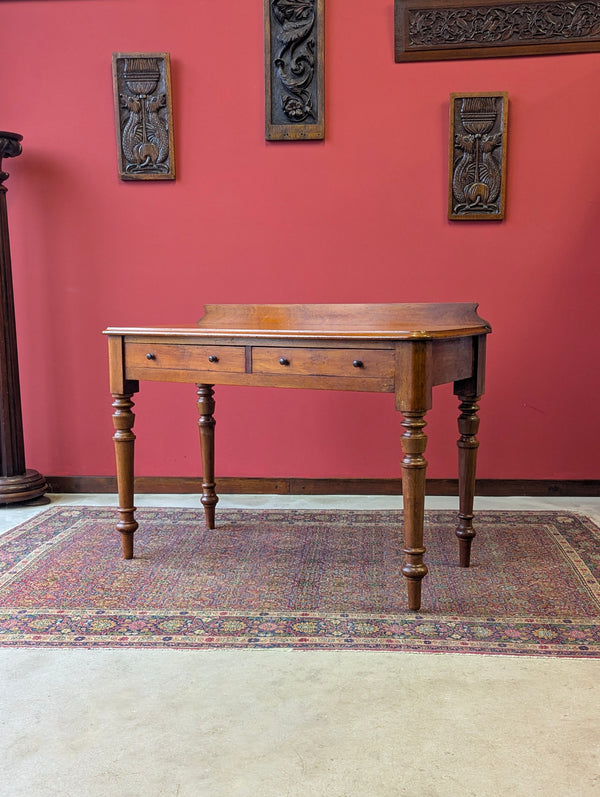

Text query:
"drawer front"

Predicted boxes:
[[126, 342, 246, 373], [251, 347, 394, 378]]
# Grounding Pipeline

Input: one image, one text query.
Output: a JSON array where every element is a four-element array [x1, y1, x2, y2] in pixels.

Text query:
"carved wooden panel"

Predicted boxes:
[[395, 0, 600, 61], [264, 0, 325, 140], [112, 53, 175, 180], [448, 93, 508, 221]]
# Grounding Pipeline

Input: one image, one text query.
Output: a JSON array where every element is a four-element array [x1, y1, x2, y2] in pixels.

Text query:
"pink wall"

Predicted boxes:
[[3, 0, 600, 481]]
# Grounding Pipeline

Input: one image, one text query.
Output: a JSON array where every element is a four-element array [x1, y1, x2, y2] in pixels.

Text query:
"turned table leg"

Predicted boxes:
[[396, 340, 432, 611], [400, 410, 429, 611], [197, 384, 218, 529], [112, 393, 138, 559], [455, 393, 482, 567]]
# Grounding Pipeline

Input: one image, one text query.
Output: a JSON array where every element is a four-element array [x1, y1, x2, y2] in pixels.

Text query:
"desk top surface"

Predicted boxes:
[[105, 302, 491, 341]]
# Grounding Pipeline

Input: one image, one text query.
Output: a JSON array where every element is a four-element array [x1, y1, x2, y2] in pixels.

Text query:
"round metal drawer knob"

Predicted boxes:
[[146, 353, 156, 360], [208, 355, 219, 363], [279, 357, 290, 366], [352, 360, 364, 368]]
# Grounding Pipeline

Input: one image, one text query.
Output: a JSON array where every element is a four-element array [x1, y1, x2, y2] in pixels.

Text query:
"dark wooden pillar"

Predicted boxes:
[[0, 132, 47, 504]]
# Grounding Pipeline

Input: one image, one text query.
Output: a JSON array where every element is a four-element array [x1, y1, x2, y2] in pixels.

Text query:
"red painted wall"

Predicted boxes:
[[3, 0, 600, 481]]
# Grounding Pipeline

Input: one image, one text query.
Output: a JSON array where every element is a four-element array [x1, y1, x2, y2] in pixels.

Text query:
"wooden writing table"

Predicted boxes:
[[104, 303, 491, 610]]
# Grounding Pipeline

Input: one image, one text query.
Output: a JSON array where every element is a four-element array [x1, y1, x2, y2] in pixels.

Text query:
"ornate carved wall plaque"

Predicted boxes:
[[395, 0, 600, 61], [264, 0, 325, 140], [448, 93, 508, 221], [112, 53, 175, 180]]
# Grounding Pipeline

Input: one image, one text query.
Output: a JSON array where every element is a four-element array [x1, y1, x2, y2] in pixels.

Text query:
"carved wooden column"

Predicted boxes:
[[0, 132, 47, 504]]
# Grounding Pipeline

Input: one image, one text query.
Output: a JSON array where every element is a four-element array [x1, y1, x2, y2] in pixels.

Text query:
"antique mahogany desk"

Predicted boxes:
[[104, 303, 491, 610]]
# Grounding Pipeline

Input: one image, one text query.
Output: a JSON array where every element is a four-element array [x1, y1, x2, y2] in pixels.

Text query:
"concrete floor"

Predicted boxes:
[[1, 494, 599, 797]]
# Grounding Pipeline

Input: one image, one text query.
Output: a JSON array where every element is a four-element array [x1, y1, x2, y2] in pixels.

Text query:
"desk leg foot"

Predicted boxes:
[[197, 384, 218, 529], [456, 395, 481, 568], [120, 525, 136, 560], [112, 394, 138, 559], [400, 410, 429, 611]]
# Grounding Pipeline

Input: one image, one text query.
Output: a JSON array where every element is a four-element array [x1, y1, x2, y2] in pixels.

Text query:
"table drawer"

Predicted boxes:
[[251, 347, 394, 378], [126, 342, 246, 373]]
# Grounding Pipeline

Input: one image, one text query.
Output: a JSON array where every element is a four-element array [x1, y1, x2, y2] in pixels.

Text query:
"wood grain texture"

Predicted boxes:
[[448, 93, 508, 221], [46, 476, 600, 496], [395, 0, 600, 62], [265, 0, 325, 140], [112, 52, 175, 180], [104, 303, 494, 610], [109, 302, 492, 339], [0, 132, 47, 504]]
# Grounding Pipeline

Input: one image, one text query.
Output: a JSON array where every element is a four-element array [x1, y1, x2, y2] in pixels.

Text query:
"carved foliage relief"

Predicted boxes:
[[395, 0, 600, 61], [449, 93, 508, 221], [112, 53, 175, 180], [265, 0, 324, 140]]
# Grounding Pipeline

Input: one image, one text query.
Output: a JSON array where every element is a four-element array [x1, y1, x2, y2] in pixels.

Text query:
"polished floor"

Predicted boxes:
[[1, 494, 599, 796]]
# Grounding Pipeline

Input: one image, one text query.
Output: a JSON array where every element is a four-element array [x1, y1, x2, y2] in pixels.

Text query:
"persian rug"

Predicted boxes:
[[0, 506, 599, 657]]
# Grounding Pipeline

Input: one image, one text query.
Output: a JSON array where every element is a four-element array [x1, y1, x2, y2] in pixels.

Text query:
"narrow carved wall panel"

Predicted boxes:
[[264, 0, 325, 140], [112, 53, 175, 180], [395, 0, 600, 61], [448, 93, 508, 221]]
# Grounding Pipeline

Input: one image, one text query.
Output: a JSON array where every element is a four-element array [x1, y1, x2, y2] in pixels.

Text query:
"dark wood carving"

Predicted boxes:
[[448, 93, 508, 221], [0, 132, 47, 504], [112, 53, 175, 180], [395, 0, 600, 61], [264, 0, 325, 140]]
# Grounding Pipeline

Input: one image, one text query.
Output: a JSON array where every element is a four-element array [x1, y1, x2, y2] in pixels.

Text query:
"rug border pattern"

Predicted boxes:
[[0, 506, 599, 657]]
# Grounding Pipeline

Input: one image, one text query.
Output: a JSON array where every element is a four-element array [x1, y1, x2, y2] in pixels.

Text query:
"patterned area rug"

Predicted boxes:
[[1, 506, 599, 656]]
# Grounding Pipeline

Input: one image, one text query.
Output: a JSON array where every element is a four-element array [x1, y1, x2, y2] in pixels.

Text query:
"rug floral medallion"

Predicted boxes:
[[0, 507, 599, 657]]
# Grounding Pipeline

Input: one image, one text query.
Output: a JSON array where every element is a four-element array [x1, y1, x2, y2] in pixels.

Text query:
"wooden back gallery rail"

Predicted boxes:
[[104, 303, 491, 611]]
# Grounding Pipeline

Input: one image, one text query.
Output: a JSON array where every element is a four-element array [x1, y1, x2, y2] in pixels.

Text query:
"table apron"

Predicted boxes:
[[123, 367, 396, 393], [116, 336, 477, 394]]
